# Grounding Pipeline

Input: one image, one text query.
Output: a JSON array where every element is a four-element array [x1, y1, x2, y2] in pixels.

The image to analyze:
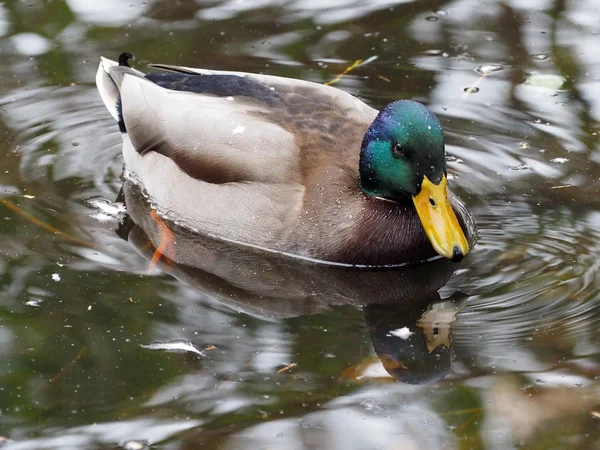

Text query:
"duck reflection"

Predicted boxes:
[[361, 295, 465, 384], [117, 181, 467, 384]]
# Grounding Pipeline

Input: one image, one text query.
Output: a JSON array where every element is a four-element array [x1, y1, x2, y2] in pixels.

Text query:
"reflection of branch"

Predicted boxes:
[[440, 407, 482, 417], [33, 347, 86, 395], [0, 198, 95, 248], [550, 0, 598, 154]]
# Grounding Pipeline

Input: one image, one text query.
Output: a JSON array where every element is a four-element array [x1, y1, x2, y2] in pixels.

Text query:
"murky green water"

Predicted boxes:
[[1, 0, 600, 448]]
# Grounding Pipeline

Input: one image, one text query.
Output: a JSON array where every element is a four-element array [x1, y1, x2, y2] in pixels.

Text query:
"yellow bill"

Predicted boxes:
[[412, 175, 469, 261]]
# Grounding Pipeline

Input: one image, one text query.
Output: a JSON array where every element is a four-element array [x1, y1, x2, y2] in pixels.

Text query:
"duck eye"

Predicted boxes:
[[391, 142, 404, 159]]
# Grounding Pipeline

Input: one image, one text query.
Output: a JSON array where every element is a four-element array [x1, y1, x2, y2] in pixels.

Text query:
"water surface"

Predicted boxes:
[[0, 0, 600, 448]]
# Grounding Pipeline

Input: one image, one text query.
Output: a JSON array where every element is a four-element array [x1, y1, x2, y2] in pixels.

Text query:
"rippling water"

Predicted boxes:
[[0, 0, 600, 448]]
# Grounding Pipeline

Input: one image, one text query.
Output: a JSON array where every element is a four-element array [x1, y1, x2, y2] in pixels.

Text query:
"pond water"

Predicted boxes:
[[1, 0, 600, 448]]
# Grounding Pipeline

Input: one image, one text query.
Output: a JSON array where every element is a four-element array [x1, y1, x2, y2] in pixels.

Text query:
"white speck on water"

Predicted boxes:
[[232, 125, 246, 134], [226, 96, 234, 101], [388, 327, 414, 339], [122, 441, 147, 450], [551, 157, 569, 163], [428, 125, 432, 130], [141, 340, 204, 356], [51, 273, 61, 282]]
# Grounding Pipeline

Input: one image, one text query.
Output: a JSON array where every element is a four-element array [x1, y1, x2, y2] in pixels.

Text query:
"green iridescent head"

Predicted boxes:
[[359, 100, 446, 199], [359, 100, 470, 261]]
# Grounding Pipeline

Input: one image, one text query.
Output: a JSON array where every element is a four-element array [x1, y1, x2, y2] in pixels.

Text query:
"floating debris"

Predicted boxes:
[[474, 64, 504, 75], [277, 362, 297, 374], [533, 53, 548, 61], [51, 273, 61, 282], [388, 327, 414, 340], [464, 86, 479, 94], [141, 340, 204, 356], [510, 163, 529, 171], [325, 56, 377, 86], [523, 73, 565, 90], [551, 157, 569, 163]]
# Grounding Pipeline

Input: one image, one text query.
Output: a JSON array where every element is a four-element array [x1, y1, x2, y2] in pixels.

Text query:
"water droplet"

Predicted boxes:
[[423, 49, 442, 56], [464, 86, 479, 93], [484, 35, 495, 42], [436, 9, 448, 16], [474, 64, 504, 75], [533, 53, 548, 60]]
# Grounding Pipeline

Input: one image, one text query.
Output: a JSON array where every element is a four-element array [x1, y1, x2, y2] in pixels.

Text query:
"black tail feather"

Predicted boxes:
[[116, 97, 126, 132]]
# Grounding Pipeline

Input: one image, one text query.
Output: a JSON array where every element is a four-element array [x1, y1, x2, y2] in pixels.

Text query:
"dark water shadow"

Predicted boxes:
[[118, 180, 467, 384]]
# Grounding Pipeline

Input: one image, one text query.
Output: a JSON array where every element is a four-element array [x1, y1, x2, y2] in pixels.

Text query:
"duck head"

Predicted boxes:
[[359, 100, 469, 261]]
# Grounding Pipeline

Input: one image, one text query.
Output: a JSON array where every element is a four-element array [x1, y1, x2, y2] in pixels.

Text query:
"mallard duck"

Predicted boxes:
[[97, 53, 474, 266]]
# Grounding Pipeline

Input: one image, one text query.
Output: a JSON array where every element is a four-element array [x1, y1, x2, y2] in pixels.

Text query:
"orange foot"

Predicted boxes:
[[148, 210, 176, 272]]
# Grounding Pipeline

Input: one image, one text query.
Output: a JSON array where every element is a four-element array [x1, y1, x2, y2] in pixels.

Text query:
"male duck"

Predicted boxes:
[[97, 53, 474, 266]]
